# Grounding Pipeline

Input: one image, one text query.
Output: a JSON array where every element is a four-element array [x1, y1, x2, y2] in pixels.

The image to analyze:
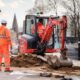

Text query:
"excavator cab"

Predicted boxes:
[[19, 15, 67, 55]]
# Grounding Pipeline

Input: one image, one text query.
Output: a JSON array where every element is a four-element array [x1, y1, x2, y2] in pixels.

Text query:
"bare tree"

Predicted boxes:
[[52, 0, 58, 16], [61, 0, 80, 41]]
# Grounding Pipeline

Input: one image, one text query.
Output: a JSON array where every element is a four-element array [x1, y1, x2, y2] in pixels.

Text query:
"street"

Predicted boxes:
[[0, 43, 80, 80], [0, 69, 60, 80]]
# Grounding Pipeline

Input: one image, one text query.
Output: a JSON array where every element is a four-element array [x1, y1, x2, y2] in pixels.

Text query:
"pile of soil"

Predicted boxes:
[[10, 54, 80, 76], [10, 54, 47, 67]]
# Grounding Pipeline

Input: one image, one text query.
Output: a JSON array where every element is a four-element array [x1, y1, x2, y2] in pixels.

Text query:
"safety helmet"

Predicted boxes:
[[1, 20, 7, 24]]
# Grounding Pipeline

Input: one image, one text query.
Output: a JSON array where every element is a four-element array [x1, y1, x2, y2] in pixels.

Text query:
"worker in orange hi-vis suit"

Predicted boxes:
[[31, 19, 45, 39], [37, 19, 45, 39], [0, 20, 12, 72]]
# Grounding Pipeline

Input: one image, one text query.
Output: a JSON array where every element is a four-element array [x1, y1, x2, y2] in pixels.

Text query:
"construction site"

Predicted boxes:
[[0, 0, 80, 80]]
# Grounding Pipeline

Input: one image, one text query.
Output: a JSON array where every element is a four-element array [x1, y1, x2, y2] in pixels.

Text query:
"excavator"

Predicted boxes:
[[19, 15, 67, 54], [19, 14, 73, 68]]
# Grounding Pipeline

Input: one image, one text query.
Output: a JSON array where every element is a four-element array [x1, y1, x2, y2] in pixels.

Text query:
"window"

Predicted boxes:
[[25, 18, 31, 34], [25, 18, 35, 35]]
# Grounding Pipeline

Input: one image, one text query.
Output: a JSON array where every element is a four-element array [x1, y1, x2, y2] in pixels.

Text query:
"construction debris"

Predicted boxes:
[[40, 72, 52, 77], [10, 54, 77, 69], [11, 54, 73, 69], [10, 54, 47, 67], [10, 54, 80, 77]]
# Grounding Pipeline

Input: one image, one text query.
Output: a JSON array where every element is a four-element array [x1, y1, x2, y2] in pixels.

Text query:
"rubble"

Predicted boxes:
[[10, 54, 80, 70], [10, 54, 47, 67], [40, 72, 52, 77], [10, 54, 80, 76]]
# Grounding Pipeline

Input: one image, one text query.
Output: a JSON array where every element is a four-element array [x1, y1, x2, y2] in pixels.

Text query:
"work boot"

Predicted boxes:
[[4, 68, 13, 72]]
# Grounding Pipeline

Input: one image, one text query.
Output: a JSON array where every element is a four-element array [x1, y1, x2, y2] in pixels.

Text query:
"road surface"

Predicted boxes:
[[0, 43, 80, 80]]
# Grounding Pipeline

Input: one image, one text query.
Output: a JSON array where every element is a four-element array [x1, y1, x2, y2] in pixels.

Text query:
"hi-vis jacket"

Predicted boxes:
[[31, 22, 45, 39], [0, 25, 12, 46], [37, 22, 45, 38]]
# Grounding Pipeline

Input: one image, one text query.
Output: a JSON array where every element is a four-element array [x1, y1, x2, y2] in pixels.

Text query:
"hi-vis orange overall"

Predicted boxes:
[[0, 25, 12, 69], [31, 22, 45, 38]]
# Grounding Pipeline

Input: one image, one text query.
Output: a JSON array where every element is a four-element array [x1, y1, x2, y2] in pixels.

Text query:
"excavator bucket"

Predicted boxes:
[[37, 52, 73, 69], [46, 53, 73, 69]]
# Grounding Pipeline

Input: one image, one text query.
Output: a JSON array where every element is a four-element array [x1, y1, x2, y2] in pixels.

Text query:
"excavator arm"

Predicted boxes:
[[41, 16, 67, 50], [34, 16, 67, 56]]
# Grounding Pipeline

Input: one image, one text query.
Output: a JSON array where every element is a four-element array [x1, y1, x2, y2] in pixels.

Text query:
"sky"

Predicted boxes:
[[0, 0, 66, 29], [0, 0, 35, 29]]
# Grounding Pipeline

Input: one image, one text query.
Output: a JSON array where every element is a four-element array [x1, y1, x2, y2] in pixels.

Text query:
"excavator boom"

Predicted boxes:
[[41, 16, 67, 50]]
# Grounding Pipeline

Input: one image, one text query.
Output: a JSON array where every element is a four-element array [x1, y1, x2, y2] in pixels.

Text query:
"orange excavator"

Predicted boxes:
[[19, 14, 73, 68], [19, 15, 67, 56]]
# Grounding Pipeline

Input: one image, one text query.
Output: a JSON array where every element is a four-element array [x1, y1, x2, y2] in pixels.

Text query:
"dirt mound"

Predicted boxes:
[[10, 54, 47, 67], [10, 54, 80, 75]]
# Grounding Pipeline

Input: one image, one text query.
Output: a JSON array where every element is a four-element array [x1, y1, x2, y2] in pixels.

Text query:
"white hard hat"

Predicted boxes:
[[1, 20, 7, 24]]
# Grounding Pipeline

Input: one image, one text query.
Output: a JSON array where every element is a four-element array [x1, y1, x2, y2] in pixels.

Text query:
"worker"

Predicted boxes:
[[31, 18, 45, 39], [37, 18, 45, 39], [0, 20, 12, 72]]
